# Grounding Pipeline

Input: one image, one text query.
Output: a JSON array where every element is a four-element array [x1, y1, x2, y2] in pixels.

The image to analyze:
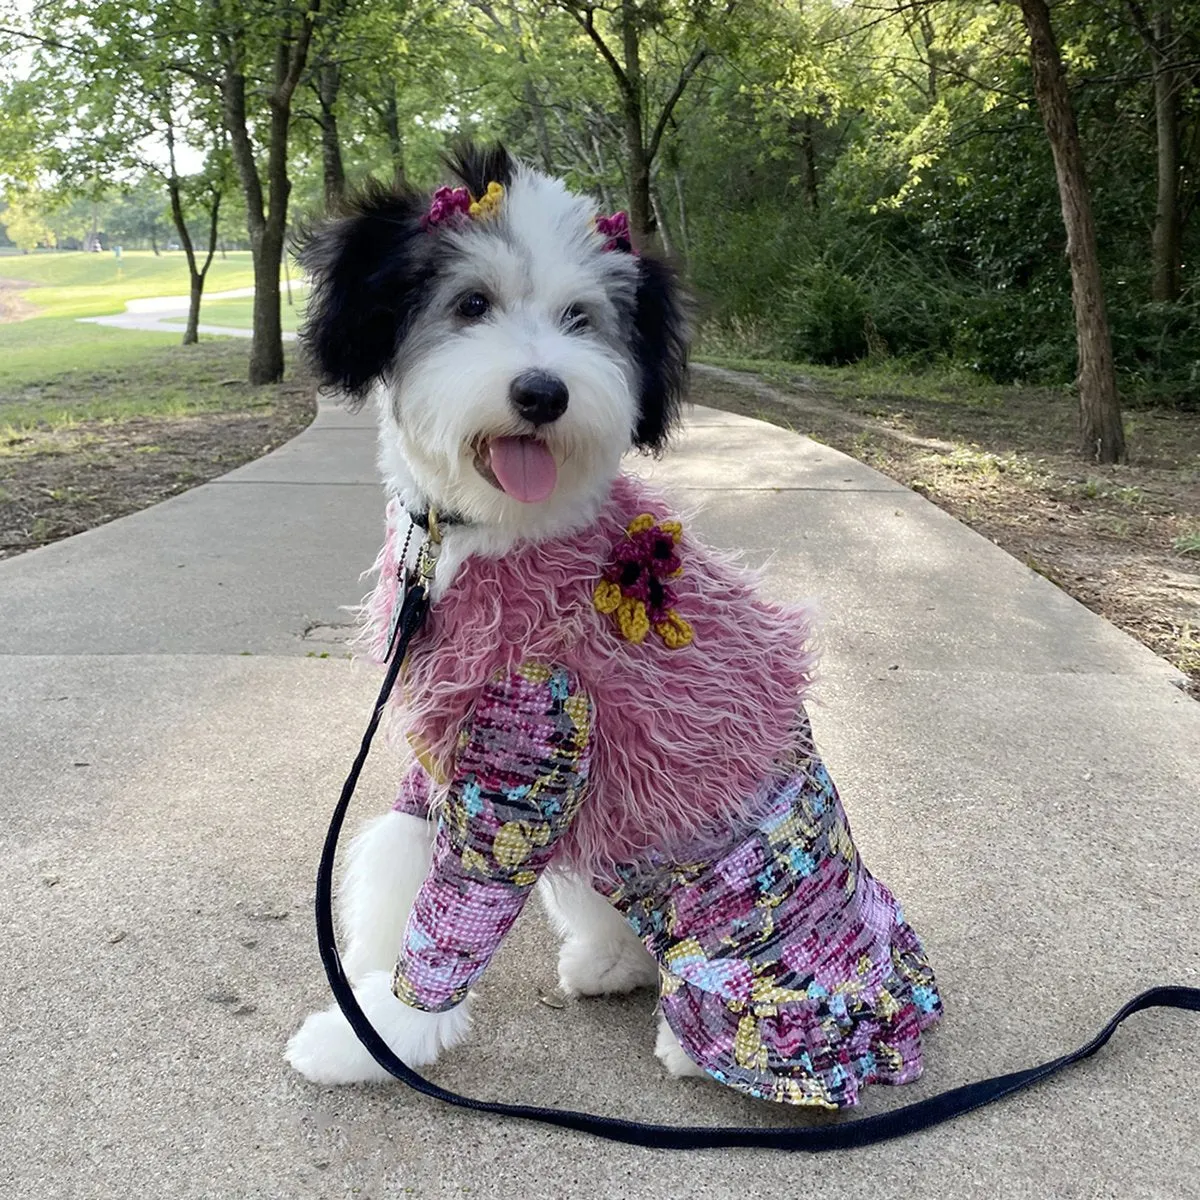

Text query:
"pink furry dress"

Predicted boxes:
[[367, 473, 942, 1108]]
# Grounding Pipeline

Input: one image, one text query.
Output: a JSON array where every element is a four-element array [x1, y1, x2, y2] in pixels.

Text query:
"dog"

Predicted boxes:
[[285, 143, 942, 1108]]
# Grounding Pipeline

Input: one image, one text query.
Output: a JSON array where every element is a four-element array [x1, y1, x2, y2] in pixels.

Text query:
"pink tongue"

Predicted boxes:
[[488, 436, 558, 503]]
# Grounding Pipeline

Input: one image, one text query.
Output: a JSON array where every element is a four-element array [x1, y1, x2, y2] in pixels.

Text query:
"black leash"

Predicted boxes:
[[314, 540, 1200, 1150]]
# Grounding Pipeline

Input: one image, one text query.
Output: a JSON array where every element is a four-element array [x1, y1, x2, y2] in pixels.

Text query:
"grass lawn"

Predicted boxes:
[[0, 256, 317, 556], [161, 292, 307, 332], [0, 318, 187, 403], [0, 249, 258, 318]]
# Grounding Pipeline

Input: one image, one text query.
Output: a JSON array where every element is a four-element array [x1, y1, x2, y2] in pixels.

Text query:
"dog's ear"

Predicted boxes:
[[444, 140, 515, 198], [631, 255, 689, 452], [296, 182, 433, 402]]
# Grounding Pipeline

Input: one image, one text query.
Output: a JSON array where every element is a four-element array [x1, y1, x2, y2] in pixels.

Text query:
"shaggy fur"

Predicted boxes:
[[286, 144, 811, 1088], [362, 474, 818, 879]]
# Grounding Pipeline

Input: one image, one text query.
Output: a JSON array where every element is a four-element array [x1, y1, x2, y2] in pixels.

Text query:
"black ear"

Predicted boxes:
[[444, 140, 515, 199], [631, 255, 690, 451], [296, 182, 433, 401]]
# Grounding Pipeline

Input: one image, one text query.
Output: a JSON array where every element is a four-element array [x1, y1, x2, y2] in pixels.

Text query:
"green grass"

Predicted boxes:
[[0, 318, 193, 393], [0, 333, 294, 435], [0, 249, 258, 318], [161, 293, 307, 332]]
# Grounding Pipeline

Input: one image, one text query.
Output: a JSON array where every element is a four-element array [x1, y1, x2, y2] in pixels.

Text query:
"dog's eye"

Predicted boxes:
[[561, 304, 589, 332], [457, 292, 491, 320]]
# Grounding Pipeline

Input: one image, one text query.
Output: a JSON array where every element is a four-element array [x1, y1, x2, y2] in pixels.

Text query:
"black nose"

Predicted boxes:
[[509, 371, 569, 426]]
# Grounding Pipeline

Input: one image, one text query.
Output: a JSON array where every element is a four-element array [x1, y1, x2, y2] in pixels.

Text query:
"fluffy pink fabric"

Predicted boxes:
[[362, 475, 819, 882]]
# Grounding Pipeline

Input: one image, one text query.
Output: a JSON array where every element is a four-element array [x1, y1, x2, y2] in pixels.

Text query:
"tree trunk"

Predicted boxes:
[[165, 120, 221, 346], [523, 75, 555, 173], [1017, 0, 1125, 464], [624, 107, 652, 240], [650, 184, 674, 256], [383, 84, 405, 185], [1150, 5, 1182, 302], [150, 230, 160, 255], [255, 74, 291, 386], [220, 6, 315, 385], [317, 61, 346, 211], [801, 113, 819, 211], [620, 2, 652, 241], [673, 171, 689, 258]]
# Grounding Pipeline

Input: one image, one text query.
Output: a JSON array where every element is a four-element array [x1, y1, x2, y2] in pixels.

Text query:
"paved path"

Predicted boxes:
[[79, 283, 305, 339], [2, 383, 1197, 1200]]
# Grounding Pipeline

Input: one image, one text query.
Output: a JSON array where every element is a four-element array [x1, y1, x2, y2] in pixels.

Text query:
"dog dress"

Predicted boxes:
[[366, 473, 942, 1109]]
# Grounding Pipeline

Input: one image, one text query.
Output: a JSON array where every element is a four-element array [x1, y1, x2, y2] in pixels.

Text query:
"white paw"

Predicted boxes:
[[557, 936, 659, 998], [285, 970, 472, 1085], [655, 1016, 707, 1079]]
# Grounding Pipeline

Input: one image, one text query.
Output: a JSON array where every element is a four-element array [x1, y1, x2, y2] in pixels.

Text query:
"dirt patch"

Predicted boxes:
[[0, 278, 38, 323], [693, 364, 1200, 698], [0, 376, 315, 559]]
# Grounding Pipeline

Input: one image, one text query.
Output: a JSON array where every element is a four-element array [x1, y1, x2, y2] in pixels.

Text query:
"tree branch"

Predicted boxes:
[[647, 42, 709, 161], [564, 3, 633, 98]]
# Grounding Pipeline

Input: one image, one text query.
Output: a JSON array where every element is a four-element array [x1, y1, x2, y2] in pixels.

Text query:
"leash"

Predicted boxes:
[[314, 519, 1200, 1150]]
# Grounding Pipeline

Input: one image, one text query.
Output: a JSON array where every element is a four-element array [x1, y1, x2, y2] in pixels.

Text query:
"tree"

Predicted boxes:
[[0, 1, 232, 341], [557, 0, 733, 242], [1122, 0, 1196, 302], [1, 187, 56, 249], [206, 0, 321, 383], [1016, 0, 1125, 463]]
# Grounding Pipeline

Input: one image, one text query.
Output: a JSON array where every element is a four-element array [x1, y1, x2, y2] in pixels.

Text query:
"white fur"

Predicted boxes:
[[655, 1016, 707, 1080], [374, 166, 642, 559], [539, 872, 658, 997], [338, 810, 434, 981], [287, 809, 453, 1084], [289, 163, 687, 1088], [286, 970, 473, 1084]]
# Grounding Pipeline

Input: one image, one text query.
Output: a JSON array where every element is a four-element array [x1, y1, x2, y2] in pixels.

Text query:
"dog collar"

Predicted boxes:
[[404, 506, 470, 536]]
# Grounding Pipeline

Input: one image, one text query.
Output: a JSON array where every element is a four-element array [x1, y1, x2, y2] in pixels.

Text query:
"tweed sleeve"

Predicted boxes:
[[390, 662, 593, 1012]]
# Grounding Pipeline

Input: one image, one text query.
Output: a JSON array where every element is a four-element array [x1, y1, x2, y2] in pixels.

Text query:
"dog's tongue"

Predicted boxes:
[[488, 436, 558, 503]]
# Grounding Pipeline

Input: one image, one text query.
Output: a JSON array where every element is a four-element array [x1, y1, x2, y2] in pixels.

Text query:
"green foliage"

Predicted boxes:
[[2, 0, 1198, 407]]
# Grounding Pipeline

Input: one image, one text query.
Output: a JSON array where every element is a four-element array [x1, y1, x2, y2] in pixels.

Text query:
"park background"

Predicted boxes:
[[1, 0, 1197, 692]]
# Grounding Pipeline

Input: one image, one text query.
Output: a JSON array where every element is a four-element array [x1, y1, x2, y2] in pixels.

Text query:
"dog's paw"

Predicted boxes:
[[655, 1017, 707, 1080], [286, 1003, 392, 1085], [557, 936, 659, 998], [285, 971, 472, 1085]]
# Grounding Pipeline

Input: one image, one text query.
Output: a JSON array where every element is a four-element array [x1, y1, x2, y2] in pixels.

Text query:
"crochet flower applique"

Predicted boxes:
[[594, 514, 693, 649], [425, 181, 506, 229]]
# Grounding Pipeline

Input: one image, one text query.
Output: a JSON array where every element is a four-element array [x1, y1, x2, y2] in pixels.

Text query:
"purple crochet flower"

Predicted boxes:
[[425, 186, 472, 229], [596, 210, 634, 253], [603, 522, 683, 623]]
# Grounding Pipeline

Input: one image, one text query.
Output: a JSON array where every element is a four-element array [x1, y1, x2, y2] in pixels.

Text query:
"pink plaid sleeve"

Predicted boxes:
[[390, 663, 593, 1012]]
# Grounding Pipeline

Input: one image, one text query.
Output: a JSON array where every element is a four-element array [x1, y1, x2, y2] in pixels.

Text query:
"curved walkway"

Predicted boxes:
[[79, 283, 304, 339], [1, 386, 1196, 1199]]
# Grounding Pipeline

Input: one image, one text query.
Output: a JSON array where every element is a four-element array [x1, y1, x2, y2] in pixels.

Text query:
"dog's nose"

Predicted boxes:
[[509, 371, 569, 426]]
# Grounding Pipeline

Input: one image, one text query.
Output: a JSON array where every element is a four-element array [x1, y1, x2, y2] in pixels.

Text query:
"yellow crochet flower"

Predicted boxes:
[[593, 579, 622, 614], [615, 596, 651, 644], [469, 181, 505, 220], [654, 609, 693, 649]]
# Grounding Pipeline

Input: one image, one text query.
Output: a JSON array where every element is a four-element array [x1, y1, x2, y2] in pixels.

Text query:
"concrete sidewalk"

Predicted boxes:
[[1, 383, 1197, 1200]]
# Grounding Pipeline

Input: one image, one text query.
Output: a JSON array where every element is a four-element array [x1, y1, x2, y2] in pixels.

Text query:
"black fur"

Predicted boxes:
[[443, 141, 515, 200], [630, 255, 689, 452], [296, 182, 436, 401]]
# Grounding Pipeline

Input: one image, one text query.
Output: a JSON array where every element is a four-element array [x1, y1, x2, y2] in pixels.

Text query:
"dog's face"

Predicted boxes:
[[299, 144, 688, 539]]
